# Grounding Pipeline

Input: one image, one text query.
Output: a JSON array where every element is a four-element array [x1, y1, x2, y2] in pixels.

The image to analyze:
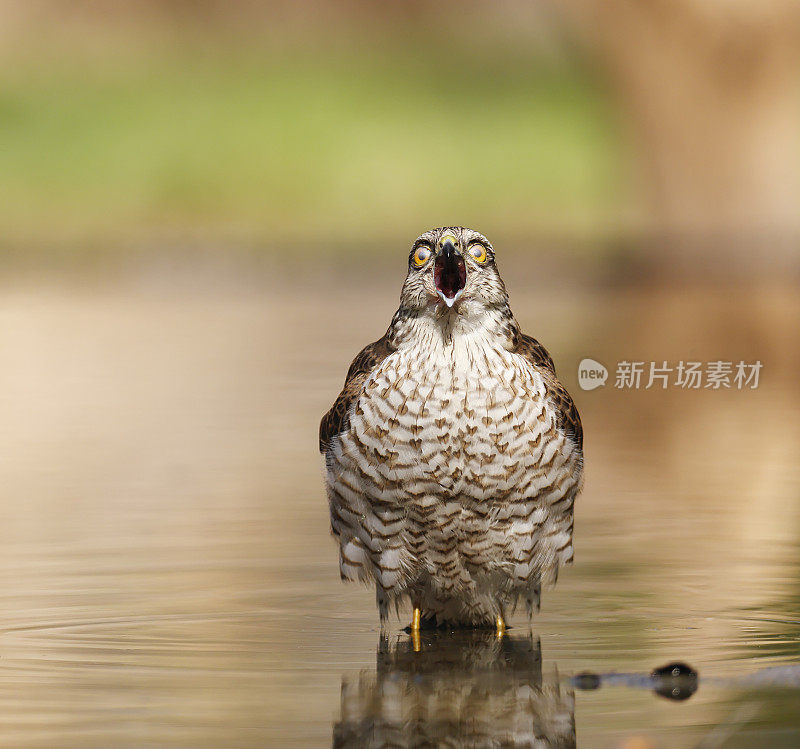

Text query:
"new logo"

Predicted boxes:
[[578, 359, 608, 390]]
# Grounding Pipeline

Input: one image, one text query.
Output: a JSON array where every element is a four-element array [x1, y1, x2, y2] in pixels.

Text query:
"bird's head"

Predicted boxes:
[[399, 227, 508, 320]]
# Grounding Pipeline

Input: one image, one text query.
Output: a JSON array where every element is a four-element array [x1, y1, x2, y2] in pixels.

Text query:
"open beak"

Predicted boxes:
[[434, 237, 467, 308]]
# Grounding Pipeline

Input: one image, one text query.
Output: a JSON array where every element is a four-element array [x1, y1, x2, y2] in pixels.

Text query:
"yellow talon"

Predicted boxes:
[[496, 615, 506, 638]]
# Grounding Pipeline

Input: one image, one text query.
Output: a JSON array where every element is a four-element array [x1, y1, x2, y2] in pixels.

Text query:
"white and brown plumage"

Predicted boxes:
[[320, 227, 583, 630]]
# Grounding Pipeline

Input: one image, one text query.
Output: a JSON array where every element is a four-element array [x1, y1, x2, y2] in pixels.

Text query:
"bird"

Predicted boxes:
[[319, 227, 583, 634]]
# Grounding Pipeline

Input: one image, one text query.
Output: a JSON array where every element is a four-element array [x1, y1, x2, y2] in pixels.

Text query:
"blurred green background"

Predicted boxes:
[[0, 33, 623, 247], [3, 1, 799, 273], [0, 2, 633, 261]]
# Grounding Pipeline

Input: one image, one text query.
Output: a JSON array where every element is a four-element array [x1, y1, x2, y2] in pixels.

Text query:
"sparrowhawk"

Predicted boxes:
[[320, 227, 583, 632]]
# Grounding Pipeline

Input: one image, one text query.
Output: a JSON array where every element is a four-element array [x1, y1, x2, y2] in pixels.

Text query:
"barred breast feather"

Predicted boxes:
[[320, 310, 583, 627]]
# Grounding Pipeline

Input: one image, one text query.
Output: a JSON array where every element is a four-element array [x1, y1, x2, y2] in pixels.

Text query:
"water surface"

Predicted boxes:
[[0, 273, 797, 747]]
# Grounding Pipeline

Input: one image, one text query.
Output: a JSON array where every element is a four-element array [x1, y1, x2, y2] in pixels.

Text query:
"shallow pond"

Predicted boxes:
[[0, 270, 797, 747]]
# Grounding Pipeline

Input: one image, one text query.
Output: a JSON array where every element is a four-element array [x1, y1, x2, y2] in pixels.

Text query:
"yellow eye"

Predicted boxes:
[[468, 244, 488, 264], [412, 246, 431, 267]]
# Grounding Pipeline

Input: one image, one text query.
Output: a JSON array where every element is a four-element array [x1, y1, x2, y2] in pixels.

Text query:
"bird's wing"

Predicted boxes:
[[514, 333, 583, 452], [514, 333, 556, 373], [543, 376, 583, 452], [319, 334, 396, 453]]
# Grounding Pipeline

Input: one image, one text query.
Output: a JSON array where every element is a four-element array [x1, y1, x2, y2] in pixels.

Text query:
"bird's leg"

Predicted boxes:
[[409, 606, 422, 652], [495, 614, 506, 639]]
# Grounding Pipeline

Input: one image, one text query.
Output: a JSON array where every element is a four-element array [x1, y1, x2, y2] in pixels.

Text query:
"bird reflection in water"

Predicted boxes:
[[333, 630, 575, 748]]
